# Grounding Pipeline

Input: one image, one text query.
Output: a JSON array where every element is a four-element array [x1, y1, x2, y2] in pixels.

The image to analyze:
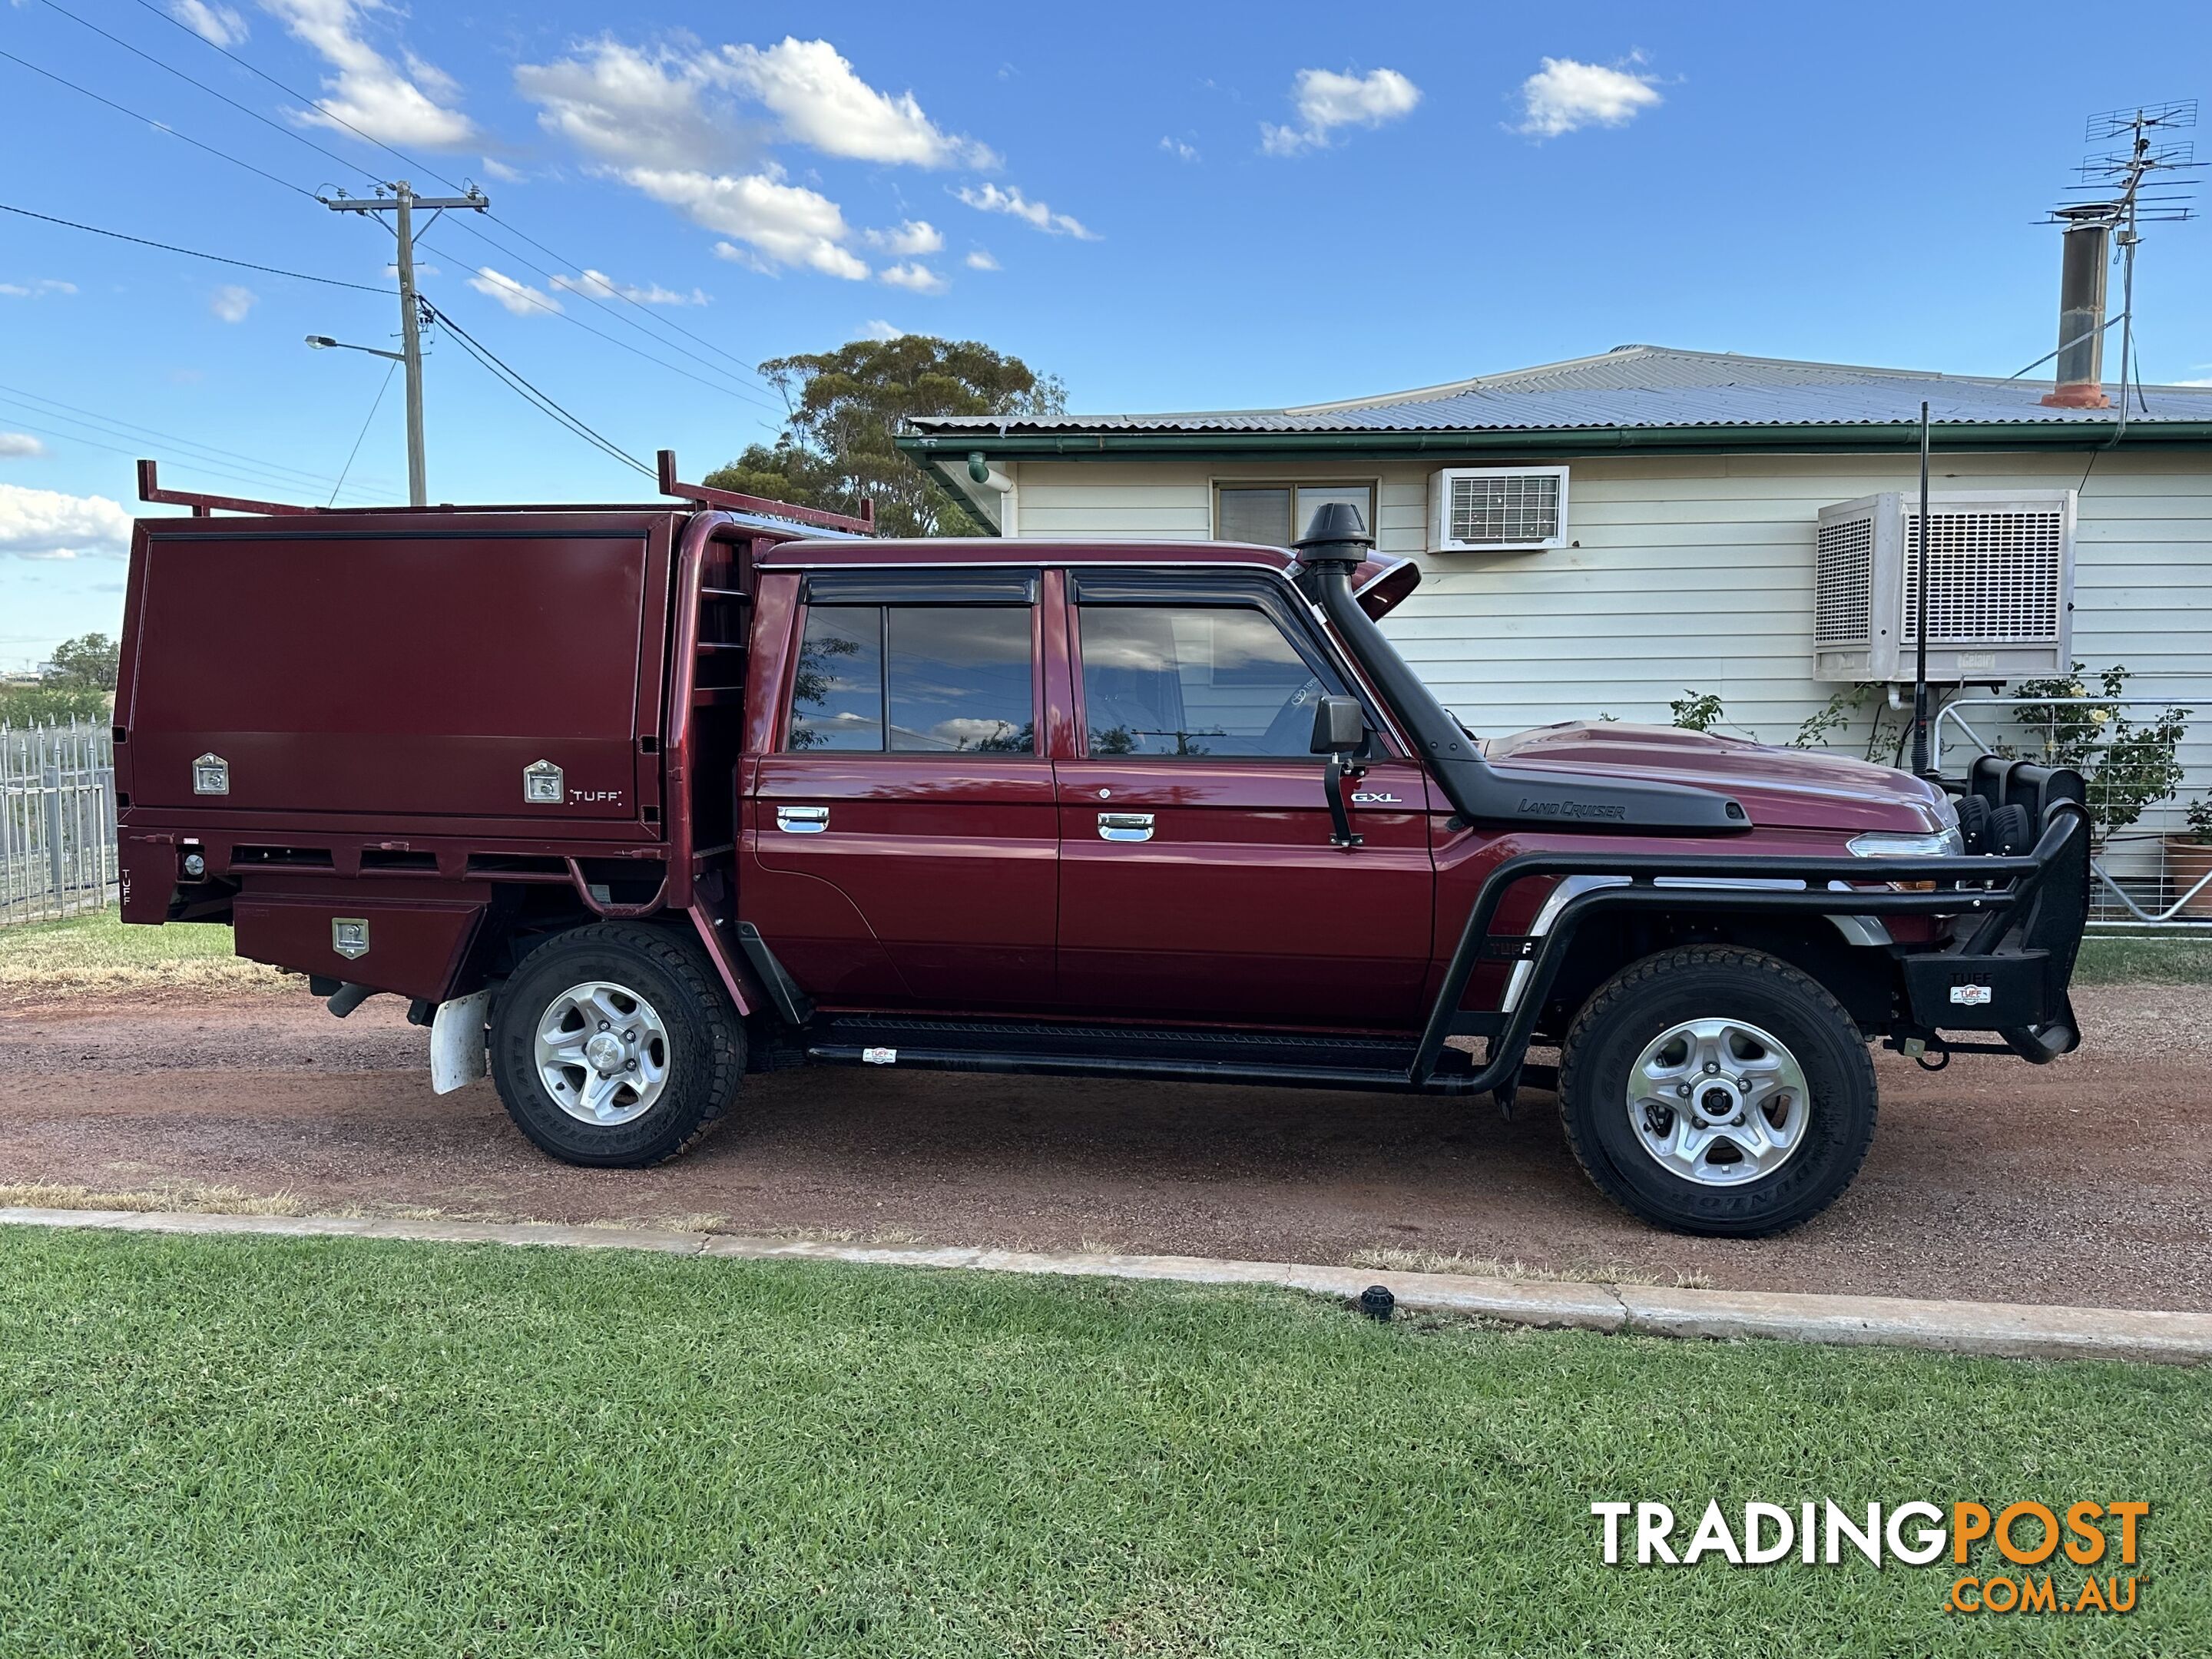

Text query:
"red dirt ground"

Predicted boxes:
[[2, 984, 2207, 1310]]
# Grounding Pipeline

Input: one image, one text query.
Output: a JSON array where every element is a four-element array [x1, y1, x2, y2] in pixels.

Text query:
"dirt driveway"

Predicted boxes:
[[4, 983, 2208, 1311]]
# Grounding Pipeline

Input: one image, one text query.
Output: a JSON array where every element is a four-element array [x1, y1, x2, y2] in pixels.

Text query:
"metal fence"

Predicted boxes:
[[1932, 687, 2212, 931], [0, 720, 117, 926]]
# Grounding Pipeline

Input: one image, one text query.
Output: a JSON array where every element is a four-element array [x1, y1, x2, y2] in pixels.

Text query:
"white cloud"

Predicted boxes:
[[466, 267, 561, 316], [514, 40, 749, 173], [1260, 67, 1420, 154], [639, 170, 866, 280], [0, 279, 76, 299], [866, 219, 943, 257], [1159, 136, 1198, 162], [877, 261, 947, 294], [549, 268, 709, 306], [260, 0, 475, 150], [859, 320, 905, 341], [964, 249, 998, 271], [955, 183, 1096, 239], [171, 0, 247, 46], [0, 433, 47, 459], [0, 484, 131, 560], [716, 38, 995, 168], [209, 284, 257, 323], [1516, 55, 1663, 138], [478, 156, 525, 184]]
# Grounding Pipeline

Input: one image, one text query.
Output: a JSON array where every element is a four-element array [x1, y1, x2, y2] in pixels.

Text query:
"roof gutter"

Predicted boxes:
[[899, 419, 2212, 464]]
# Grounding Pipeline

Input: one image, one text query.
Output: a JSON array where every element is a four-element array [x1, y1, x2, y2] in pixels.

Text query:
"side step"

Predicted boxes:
[[803, 1016, 1479, 1093]]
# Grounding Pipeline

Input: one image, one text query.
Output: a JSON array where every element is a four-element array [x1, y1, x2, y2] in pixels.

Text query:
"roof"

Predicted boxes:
[[904, 344, 2212, 439]]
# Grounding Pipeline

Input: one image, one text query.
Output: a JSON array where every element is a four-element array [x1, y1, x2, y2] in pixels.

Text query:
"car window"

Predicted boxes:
[[787, 604, 1035, 754], [1078, 604, 1338, 758]]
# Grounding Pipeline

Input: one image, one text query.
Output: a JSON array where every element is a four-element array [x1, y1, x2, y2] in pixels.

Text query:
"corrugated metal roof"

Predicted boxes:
[[906, 344, 2212, 435]]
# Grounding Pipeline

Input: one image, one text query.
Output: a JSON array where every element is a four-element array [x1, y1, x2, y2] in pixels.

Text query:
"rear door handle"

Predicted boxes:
[[1097, 812, 1154, 842], [776, 805, 830, 834]]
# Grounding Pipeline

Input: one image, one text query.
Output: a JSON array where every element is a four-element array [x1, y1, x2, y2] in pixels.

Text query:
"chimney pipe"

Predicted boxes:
[[2041, 207, 2113, 409]]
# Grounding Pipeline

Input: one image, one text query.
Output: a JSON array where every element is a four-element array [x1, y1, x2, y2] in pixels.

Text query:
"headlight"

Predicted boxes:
[[1847, 828, 1964, 858]]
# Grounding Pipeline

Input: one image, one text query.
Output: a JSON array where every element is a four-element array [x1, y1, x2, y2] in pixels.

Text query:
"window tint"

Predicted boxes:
[[1078, 605, 1338, 758], [886, 608, 1034, 752], [787, 605, 1035, 754], [788, 608, 882, 750]]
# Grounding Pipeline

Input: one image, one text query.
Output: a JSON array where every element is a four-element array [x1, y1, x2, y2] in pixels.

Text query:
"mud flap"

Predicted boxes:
[[430, 990, 492, 1094]]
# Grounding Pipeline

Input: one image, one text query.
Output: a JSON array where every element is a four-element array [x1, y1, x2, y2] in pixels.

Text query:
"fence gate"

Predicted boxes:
[[0, 719, 117, 926]]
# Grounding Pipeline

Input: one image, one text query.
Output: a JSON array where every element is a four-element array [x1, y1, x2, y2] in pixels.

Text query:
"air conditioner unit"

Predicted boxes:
[[1812, 492, 2075, 683], [1429, 465, 1570, 552]]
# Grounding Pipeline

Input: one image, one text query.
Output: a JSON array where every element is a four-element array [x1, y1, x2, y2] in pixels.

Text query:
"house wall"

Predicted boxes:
[[1008, 447, 2212, 763]]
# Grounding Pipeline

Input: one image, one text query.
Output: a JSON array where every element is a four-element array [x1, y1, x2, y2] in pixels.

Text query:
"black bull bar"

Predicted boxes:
[[1409, 758, 2092, 1093]]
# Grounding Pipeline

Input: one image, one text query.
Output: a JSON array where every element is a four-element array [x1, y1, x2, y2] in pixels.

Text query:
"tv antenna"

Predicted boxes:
[[2045, 101, 2200, 412]]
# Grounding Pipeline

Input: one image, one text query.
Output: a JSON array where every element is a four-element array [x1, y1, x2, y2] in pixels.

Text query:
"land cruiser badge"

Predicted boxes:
[[523, 760, 565, 804]]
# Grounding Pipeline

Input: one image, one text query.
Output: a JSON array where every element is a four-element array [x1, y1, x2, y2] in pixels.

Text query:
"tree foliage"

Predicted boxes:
[[0, 634, 117, 724], [706, 335, 1065, 537]]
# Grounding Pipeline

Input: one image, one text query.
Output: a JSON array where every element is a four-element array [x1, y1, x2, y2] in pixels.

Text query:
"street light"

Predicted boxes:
[[305, 333, 403, 362]]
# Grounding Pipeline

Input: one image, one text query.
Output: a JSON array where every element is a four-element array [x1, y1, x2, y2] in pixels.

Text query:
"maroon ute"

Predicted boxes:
[[111, 461, 2091, 1236]]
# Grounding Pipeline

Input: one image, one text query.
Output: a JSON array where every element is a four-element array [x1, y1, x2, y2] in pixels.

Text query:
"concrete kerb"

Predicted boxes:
[[3, 1205, 2206, 1365]]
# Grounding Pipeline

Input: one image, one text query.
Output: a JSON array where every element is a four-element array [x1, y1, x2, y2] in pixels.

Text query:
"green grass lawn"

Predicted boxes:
[[0, 1228, 2203, 1657], [0, 909, 277, 998], [2071, 935, 2212, 985]]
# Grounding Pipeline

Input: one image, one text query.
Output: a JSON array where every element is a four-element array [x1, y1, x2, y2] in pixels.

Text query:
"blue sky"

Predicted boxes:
[[2, 0, 2208, 666]]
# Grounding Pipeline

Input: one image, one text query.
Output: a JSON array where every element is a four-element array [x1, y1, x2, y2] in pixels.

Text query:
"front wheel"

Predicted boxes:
[[489, 922, 744, 1167], [1558, 946, 1876, 1237]]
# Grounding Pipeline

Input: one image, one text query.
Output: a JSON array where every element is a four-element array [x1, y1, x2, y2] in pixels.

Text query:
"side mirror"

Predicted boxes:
[[1310, 694, 1366, 756]]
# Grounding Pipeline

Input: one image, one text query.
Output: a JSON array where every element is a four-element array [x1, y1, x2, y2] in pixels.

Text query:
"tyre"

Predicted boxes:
[[1557, 946, 1876, 1237], [489, 922, 744, 1167]]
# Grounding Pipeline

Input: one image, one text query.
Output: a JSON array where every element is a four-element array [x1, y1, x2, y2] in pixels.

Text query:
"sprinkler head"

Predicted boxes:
[[1359, 1284, 1396, 1322]]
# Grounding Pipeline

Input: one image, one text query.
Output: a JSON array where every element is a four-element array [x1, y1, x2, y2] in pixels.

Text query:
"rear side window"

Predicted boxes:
[[787, 605, 1035, 753], [1078, 604, 1340, 758]]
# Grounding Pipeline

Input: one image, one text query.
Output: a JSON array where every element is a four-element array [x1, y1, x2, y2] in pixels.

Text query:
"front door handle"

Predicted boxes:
[[1097, 812, 1154, 842], [776, 805, 830, 834]]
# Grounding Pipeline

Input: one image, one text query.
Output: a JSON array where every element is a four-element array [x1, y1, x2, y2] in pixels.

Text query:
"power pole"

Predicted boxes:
[[324, 180, 488, 505]]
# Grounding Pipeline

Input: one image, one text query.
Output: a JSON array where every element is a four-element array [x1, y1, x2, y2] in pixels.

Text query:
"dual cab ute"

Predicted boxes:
[[111, 460, 2091, 1236]]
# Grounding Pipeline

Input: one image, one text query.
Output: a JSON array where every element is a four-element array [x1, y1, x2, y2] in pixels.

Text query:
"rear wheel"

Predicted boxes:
[[489, 922, 743, 1167], [1558, 946, 1876, 1237]]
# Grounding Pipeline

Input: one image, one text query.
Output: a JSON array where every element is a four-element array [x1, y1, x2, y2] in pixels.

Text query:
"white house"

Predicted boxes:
[[900, 344, 2212, 770]]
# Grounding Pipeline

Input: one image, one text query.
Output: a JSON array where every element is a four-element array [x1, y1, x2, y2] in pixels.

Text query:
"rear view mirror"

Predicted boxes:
[[1310, 694, 1366, 756]]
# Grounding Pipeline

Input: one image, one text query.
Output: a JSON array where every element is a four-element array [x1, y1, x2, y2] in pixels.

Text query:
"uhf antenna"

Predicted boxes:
[[2045, 101, 2200, 412]]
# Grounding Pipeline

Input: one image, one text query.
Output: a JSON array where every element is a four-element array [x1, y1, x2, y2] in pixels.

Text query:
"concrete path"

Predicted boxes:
[[6, 1204, 2207, 1366]]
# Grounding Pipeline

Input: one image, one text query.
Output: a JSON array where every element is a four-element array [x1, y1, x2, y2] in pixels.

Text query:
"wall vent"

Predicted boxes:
[[1812, 492, 2075, 683]]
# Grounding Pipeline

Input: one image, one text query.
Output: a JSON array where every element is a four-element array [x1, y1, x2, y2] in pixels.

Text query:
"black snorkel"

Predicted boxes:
[[1290, 502, 1749, 833]]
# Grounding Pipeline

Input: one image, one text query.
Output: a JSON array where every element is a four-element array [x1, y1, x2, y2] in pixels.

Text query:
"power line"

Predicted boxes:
[[0, 379, 399, 495], [430, 215, 783, 409], [327, 359, 400, 505], [0, 46, 320, 200], [417, 233, 782, 413], [0, 200, 388, 291], [120, 0, 780, 397], [0, 411, 382, 505], [125, 0, 458, 189], [421, 299, 655, 480], [36, 0, 376, 186]]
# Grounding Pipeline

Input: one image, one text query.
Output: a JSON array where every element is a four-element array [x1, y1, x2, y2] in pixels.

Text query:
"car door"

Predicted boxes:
[[1052, 568, 1436, 1030], [743, 568, 1058, 1012]]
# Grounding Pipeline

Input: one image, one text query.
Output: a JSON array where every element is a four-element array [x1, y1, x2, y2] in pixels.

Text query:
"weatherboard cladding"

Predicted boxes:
[[906, 346, 2212, 436]]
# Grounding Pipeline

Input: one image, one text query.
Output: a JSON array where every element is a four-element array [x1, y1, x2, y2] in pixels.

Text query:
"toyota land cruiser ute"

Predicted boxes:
[[110, 459, 2091, 1237]]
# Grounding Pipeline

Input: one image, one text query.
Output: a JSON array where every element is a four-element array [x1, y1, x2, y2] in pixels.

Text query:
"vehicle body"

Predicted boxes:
[[112, 463, 2092, 1235]]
